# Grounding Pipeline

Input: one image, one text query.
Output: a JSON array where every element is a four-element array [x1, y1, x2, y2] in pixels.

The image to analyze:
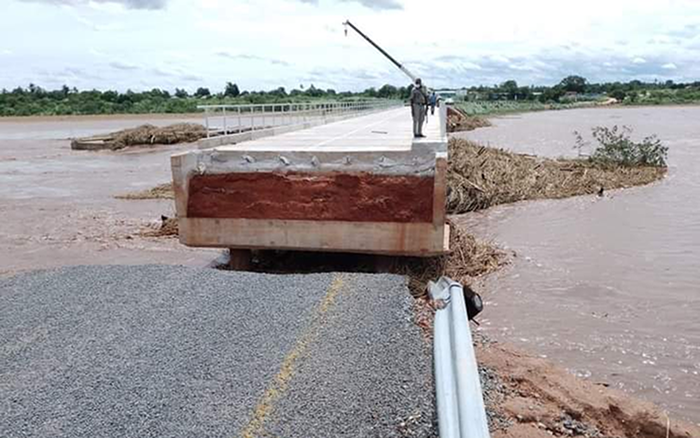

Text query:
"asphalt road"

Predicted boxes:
[[0, 265, 436, 437]]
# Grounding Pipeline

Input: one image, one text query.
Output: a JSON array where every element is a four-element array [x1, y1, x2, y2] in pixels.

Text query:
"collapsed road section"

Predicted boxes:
[[170, 106, 449, 260], [0, 265, 436, 437]]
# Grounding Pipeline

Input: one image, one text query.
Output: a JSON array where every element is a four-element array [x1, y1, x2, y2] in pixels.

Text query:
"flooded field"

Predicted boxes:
[[0, 115, 219, 276], [458, 106, 700, 422]]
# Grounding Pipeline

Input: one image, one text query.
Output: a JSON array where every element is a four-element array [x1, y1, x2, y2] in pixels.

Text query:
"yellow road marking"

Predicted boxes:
[[240, 274, 345, 438]]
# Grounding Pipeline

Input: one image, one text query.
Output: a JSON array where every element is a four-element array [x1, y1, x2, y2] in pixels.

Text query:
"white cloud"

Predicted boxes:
[[215, 51, 290, 66], [89, 48, 108, 57], [298, 0, 402, 10], [3, 0, 700, 91], [19, 0, 168, 10], [109, 61, 139, 70], [489, 55, 511, 64], [508, 63, 537, 72]]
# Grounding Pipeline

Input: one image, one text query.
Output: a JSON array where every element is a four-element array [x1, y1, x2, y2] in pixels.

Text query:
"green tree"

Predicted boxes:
[[174, 88, 189, 98], [559, 75, 588, 93], [195, 87, 211, 98], [101, 90, 119, 102], [224, 82, 240, 98], [269, 86, 287, 98], [304, 84, 324, 97], [500, 80, 519, 99], [377, 84, 398, 98]]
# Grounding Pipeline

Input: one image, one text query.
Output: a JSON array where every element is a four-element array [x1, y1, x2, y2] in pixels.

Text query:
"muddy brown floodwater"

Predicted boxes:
[[456, 106, 700, 423], [0, 115, 221, 276]]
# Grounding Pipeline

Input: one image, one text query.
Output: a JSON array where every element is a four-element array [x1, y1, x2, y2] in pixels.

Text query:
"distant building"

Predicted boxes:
[[434, 88, 469, 100]]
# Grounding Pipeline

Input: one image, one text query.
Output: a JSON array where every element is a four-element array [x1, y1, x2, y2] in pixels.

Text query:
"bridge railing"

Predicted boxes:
[[197, 100, 403, 138]]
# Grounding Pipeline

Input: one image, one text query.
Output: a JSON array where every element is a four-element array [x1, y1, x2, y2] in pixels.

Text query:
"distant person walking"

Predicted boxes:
[[429, 91, 437, 115], [410, 78, 428, 138]]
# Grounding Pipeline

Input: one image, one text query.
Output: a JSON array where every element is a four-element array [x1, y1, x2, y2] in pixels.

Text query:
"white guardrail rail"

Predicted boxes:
[[197, 100, 403, 138], [429, 277, 491, 438]]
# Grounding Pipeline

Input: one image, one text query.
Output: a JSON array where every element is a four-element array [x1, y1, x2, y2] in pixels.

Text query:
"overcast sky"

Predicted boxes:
[[1, 0, 699, 92]]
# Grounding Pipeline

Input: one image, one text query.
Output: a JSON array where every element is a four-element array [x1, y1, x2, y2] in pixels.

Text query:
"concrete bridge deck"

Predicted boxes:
[[213, 106, 443, 152]]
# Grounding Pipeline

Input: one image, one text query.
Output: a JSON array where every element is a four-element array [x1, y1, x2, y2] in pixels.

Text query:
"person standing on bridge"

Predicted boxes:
[[410, 78, 428, 138], [429, 91, 437, 116]]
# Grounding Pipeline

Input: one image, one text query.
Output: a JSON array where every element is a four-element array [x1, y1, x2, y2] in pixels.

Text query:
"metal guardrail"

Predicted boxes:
[[197, 100, 403, 138], [429, 277, 491, 438]]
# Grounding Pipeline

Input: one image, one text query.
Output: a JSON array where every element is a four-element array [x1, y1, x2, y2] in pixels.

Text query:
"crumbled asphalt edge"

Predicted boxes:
[[263, 273, 438, 438], [0, 265, 336, 438]]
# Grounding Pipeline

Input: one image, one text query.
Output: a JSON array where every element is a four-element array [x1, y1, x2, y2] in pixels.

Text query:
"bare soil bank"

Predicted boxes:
[[478, 339, 700, 438]]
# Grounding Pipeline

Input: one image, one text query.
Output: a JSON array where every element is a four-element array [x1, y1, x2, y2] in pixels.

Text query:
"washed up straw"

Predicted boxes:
[[446, 138, 666, 214]]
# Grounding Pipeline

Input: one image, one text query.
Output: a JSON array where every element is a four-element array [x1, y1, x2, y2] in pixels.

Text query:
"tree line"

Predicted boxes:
[[0, 82, 411, 117], [1, 77, 699, 117], [467, 75, 700, 104]]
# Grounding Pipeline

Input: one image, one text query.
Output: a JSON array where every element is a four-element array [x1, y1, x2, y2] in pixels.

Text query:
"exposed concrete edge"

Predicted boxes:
[[413, 138, 448, 153], [196, 107, 403, 150], [183, 149, 439, 177]]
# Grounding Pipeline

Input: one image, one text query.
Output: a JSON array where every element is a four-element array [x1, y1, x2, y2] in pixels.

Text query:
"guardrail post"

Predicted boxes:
[[429, 277, 491, 438]]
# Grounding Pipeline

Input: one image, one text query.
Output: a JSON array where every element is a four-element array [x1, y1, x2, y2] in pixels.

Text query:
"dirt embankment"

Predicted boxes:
[[477, 339, 700, 438]]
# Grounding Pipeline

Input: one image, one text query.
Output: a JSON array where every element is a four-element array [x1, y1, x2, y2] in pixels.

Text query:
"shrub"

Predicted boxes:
[[575, 125, 668, 167]]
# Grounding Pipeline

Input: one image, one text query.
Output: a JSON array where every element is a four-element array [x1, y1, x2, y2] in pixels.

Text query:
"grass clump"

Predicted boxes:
[[575, 125, 668, 167], [115, 183, 174, 200]]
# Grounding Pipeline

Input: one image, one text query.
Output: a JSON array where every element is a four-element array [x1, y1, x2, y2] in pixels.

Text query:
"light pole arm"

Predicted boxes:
[[343, 20, 418, 84]]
